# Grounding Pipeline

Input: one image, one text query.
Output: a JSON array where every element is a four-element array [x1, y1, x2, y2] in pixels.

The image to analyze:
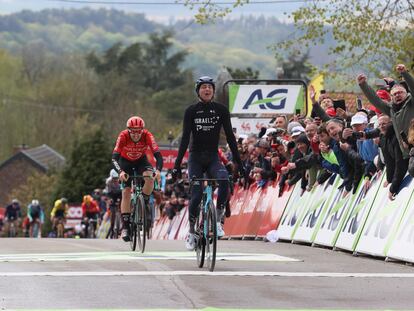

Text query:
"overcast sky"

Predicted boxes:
[[0, 0, 303, 23]]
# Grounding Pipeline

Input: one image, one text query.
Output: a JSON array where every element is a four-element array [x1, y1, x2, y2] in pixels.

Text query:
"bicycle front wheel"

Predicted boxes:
[[195, 211, 205, 268], [136, 194, 147, 253], [130, 199, 138, 251], [206, 203, 217, 272]]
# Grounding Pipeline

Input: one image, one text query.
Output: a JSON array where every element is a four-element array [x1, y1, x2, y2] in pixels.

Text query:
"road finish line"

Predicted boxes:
[[0, 251, 301, 263], [1, 271, 414, 278]]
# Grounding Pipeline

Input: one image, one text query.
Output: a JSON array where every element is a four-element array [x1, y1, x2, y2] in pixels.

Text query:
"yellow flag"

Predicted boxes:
[[307, 74, 324, 117]]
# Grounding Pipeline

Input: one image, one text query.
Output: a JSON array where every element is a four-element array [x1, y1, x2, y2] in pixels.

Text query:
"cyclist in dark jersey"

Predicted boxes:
[[112, 116, 163, 242], [173, 76, 245, 250]]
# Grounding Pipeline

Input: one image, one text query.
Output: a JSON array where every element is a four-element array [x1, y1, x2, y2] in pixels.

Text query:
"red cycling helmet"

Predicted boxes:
[[126, 116, 145, 129]]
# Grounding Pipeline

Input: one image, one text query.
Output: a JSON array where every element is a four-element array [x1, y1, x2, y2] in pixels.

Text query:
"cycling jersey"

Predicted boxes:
[[112, 129, 163, 172], [82, 200, 100, 216], [174, 101, 242, 169], [50, 200, 68, 218], [5, 204, 21, 220]]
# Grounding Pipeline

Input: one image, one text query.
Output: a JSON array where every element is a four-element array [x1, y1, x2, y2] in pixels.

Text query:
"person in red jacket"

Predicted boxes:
[[81, 195, 100, 238]]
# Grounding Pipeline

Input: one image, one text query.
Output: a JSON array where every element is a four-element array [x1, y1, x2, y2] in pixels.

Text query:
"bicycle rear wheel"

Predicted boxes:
[[195, 211, 205, 268], [206, 203, 217, 272], [136, 194, 147, 253]]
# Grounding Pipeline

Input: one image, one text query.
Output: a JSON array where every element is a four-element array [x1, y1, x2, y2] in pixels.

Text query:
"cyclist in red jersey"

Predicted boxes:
[[112, 116, 163, 242]]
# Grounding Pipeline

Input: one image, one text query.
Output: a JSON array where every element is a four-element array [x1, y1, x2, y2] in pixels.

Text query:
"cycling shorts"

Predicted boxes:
[[54, 210, 65, 218], [119, 156, 153, 187]]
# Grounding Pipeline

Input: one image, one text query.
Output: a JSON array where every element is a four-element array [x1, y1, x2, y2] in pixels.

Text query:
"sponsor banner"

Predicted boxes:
[[244, 182, 277, 238], [151, 216, 166, 240], [335, 172, 384, 252], [355, 175, 413, 257], [146, 150, 189, 170], [167, 208, 187, 240], [292, 175, 340, 244], [387, 190, 414, 263], [313, 181, 361, 247], [65, 205, 82, 229], [176, 208, 189, 241], [231, 117, 271, 136], [230, 183, 261, 238], [223, 184, 249, 238], [277, 182, 314, 241], [256, 182, 293, 238], [229, 84, 304, 114]]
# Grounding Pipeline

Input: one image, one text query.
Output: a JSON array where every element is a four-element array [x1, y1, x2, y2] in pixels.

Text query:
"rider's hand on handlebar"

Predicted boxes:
[[171, 167, 182, 180], [119, 171, 128, 182]]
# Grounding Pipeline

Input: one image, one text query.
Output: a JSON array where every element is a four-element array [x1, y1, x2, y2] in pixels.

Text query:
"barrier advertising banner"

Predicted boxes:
[[292, 175, 340, 244], [223, 184, 249, 237], [355, 175, 413, 257], [387, 191, 414, 263], [312, 186, 353, 247], [231, 117, 271, 136], [277, 183, 309, 241], [229, 85, 304, 115], [335, 172, 384, 252], [256, 182, 293, 238]]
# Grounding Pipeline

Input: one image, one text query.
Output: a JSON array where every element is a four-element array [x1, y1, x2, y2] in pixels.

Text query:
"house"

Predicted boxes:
[[0, 144, 65, 207]]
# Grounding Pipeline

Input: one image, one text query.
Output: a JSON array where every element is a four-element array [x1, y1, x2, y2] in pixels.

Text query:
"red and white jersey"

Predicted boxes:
[[113, 129, 160, 161]]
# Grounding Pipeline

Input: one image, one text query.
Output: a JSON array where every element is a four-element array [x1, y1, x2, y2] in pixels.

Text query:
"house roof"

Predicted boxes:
[[0, 144, 65, 172]]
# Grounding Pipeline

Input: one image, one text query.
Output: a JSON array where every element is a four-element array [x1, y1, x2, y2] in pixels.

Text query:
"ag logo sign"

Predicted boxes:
[[229, 84, 303, 114]]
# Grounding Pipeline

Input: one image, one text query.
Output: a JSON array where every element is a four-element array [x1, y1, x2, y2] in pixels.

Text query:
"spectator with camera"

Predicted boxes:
[[358, 64, 414, 159], [342, 113, 379, 187], [250, 138, 276, 187], [325, 118, 365, 195]]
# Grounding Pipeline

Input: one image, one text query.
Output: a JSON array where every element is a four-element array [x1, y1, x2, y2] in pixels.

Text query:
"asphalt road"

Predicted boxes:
[[0, 238, 413, 310]]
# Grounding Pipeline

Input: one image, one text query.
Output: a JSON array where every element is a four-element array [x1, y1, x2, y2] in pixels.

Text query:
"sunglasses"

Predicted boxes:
[[128, 128, 143, 134]]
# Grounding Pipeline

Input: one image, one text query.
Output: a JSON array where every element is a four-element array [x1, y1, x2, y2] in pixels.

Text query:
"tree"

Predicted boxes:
[[278, 52, 313, 83], [55, 128, 112, 202], [183, 0, 414, 74], [226, 66, 260, 79]]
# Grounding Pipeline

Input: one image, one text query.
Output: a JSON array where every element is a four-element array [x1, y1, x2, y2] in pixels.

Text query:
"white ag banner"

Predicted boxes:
[[335, 172, 384, 252], [231, 117, 271, 135], [229, 85, 304, 114], [386, 178, 414, 263], [293, 175, 340, 244], [355, 175, 413, 258]]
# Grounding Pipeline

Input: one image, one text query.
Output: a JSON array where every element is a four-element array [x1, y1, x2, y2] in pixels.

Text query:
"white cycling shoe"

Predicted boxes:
[[217, 222, 225, 238], [185, 233, 196, 251]]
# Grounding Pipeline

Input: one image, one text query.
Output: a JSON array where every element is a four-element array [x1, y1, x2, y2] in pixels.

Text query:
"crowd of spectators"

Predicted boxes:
[[217, 64, 414, 202]]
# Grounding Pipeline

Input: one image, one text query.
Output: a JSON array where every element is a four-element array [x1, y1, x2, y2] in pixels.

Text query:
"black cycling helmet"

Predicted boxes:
[[195, 76, 215, 95]]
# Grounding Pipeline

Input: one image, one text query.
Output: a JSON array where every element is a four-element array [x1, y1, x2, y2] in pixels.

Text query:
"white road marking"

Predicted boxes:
[[0, 251, 300, 262], [0, 271, 413, 278]]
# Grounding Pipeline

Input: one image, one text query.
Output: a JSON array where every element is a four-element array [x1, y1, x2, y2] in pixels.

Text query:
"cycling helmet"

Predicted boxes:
[[31, 199, 39, 206], [61, 197, 68, 204], [195, 76, 215, 95], [83, 195, 92, 204], [110, 169, 119, 179], [11, 199, 19, 204], [126, 116, 145, 129]]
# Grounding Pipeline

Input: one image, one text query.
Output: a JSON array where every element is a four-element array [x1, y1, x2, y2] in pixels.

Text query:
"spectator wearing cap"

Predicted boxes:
[[281, 133, 314, 191], [251, 138, 276, 186], [358, 64, 414, 159], [326, 118, 365, 194], [342, 113, 378, 181]]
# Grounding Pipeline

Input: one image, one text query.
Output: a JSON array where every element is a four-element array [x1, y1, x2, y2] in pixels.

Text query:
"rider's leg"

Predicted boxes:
[[121, 187, 132, 233], [208, 156, 229, 222], [142, 169, 154, 205], [188, 153, 204, 234]]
